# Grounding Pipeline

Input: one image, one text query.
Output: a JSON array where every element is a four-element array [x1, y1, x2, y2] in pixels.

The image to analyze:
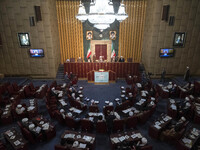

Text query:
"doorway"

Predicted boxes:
[[95, 44, 107, 60]]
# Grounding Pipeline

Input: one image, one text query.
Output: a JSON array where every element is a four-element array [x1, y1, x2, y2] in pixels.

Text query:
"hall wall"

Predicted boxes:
[[142, 0, 200, 76]]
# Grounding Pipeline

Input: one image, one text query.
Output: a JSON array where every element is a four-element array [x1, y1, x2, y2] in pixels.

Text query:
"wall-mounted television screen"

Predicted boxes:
[[29, 49, 44, 57], [160, 48, 174, 58]]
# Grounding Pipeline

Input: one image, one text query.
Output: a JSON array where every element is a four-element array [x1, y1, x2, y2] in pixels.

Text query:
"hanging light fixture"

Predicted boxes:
[[76, 0, 128, 30]]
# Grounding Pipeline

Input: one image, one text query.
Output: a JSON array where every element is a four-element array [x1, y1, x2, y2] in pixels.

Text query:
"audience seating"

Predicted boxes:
[[65, 116, 79, 130], [55, 145, 67, 150], [140, 145, 153, 150], [113, 119, 124, 132], [125, 116, 137, 129], [96, 120, 107, 133], [89, 105, 99, 112], [81, 119, 93, 132], [24, 86, 35, 98]]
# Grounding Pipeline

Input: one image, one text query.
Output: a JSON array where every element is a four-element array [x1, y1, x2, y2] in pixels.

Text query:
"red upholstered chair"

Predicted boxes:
[[0, 140, 6, 150], [176, 140, 190, 150], [140, 145, 153, 150], [150, 104, 156, 116], [65, 116, 79, 129], [55, 145, 67, 150], [113, 119, 124, 132], [138, 110, 151, 124], [1, 114, 13, 124], [21, 128, 36, 144], [7, 85, 18, 96], [53, 110, 64, 124], [167, 106, 177, 119], [148, 125, 160, 139], [45, 125, 56, 140], [24, 86, 35, 98], [96, 120, 107, 133], [81, 119, 93, 132], [194, 81, 200, 96], [70, 58, 75, 62], [194, 113, 200, 124], [125, 116, 137, 129], [89, 105, 99, 112], [12, 82, 21, 92], [103, 105, 114, 116], [29, 82, 38, 92]]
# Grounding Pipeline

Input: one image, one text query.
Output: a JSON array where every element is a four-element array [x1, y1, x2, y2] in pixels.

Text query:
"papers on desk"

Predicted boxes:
[[131, 133, 142, 139], [155, 121, 161, 126], [64, 133, 75, 139], [191, 128, 200, 137], [119, 136, 126, 142], [136, 83, 142, 88], [59, 99, 67, 106], [14, 140, 21, 146], [10, 135, 15, 139], [27, 106, 35, 111], [79, 143, 86, 149], [162, 88, 169, 92], [42, 123, 49, 130], [111, 137, 120, 144], [33, 126, 41, 134], [69, 107, 82, 114], [154, 124, 161, 129], [83, 135, 92, 142], [6, 130, 13, 137], [182, 137, 192, 148], [88, 117, 94, 122], [74, 108, 82, 114]]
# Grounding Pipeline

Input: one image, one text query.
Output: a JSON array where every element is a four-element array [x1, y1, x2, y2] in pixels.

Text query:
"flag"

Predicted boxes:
[[111, 42, 116, 58], [87, 43, 91, 59]]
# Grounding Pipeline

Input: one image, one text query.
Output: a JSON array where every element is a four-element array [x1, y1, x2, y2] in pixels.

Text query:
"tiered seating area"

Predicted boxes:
[[0, 75, 200, 150]]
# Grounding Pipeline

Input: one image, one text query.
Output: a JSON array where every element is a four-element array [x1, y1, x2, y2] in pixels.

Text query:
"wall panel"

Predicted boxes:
[[119, 0, 147, 63], [56, 0, 84, 64]]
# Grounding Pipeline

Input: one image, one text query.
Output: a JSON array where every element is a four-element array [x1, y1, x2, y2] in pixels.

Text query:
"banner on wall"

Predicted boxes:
[[111, 42, 116, 58], [87, 42, 91, 59]]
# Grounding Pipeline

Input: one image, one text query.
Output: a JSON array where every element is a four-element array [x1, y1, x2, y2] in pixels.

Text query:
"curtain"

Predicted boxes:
[[56, 0, 84, 64], [118, 0, 147, 62]]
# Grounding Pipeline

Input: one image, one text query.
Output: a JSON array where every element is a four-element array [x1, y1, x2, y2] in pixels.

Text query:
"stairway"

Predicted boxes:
[[56, 64, 65, 80]]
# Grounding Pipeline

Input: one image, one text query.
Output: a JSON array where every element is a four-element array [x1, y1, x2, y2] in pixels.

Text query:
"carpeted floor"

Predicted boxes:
[[0, 76, 199, 150]]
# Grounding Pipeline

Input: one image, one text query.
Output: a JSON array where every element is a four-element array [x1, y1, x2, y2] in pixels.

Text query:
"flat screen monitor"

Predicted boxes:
[[29, 49, 44, 57], [160, 48, 174, 58]]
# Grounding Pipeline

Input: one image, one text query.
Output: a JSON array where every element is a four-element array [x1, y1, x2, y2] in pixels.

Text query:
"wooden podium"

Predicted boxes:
[[87, 70, 116, 84]]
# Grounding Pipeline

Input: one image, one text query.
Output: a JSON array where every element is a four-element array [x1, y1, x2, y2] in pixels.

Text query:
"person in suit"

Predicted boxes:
[[64, 72, 71, 85], [119, 56, 125, 62], [184, 66, 190, 82], [77, 57, 83, 63], [160, 68, 166, 83], [105, 111, 116, 134], [93, 53, 96, 62]]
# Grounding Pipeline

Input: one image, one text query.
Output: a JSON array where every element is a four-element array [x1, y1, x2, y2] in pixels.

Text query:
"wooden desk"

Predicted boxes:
[[4, 128, 28, 150], [64, 62, 139, 79]]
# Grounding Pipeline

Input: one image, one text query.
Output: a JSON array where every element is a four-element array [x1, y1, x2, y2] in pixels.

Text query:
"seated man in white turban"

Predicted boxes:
[[16, 104, 26, 115]]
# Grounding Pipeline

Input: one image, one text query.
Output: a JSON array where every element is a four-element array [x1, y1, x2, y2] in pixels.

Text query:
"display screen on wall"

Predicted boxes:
[[160, 48, 174, 58], [29, 49, 44, 57], [18, 33, 31, 47]]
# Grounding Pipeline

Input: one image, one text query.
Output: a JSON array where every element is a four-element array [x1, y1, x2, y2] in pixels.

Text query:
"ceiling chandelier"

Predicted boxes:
[[76, 0, 128, 30]]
